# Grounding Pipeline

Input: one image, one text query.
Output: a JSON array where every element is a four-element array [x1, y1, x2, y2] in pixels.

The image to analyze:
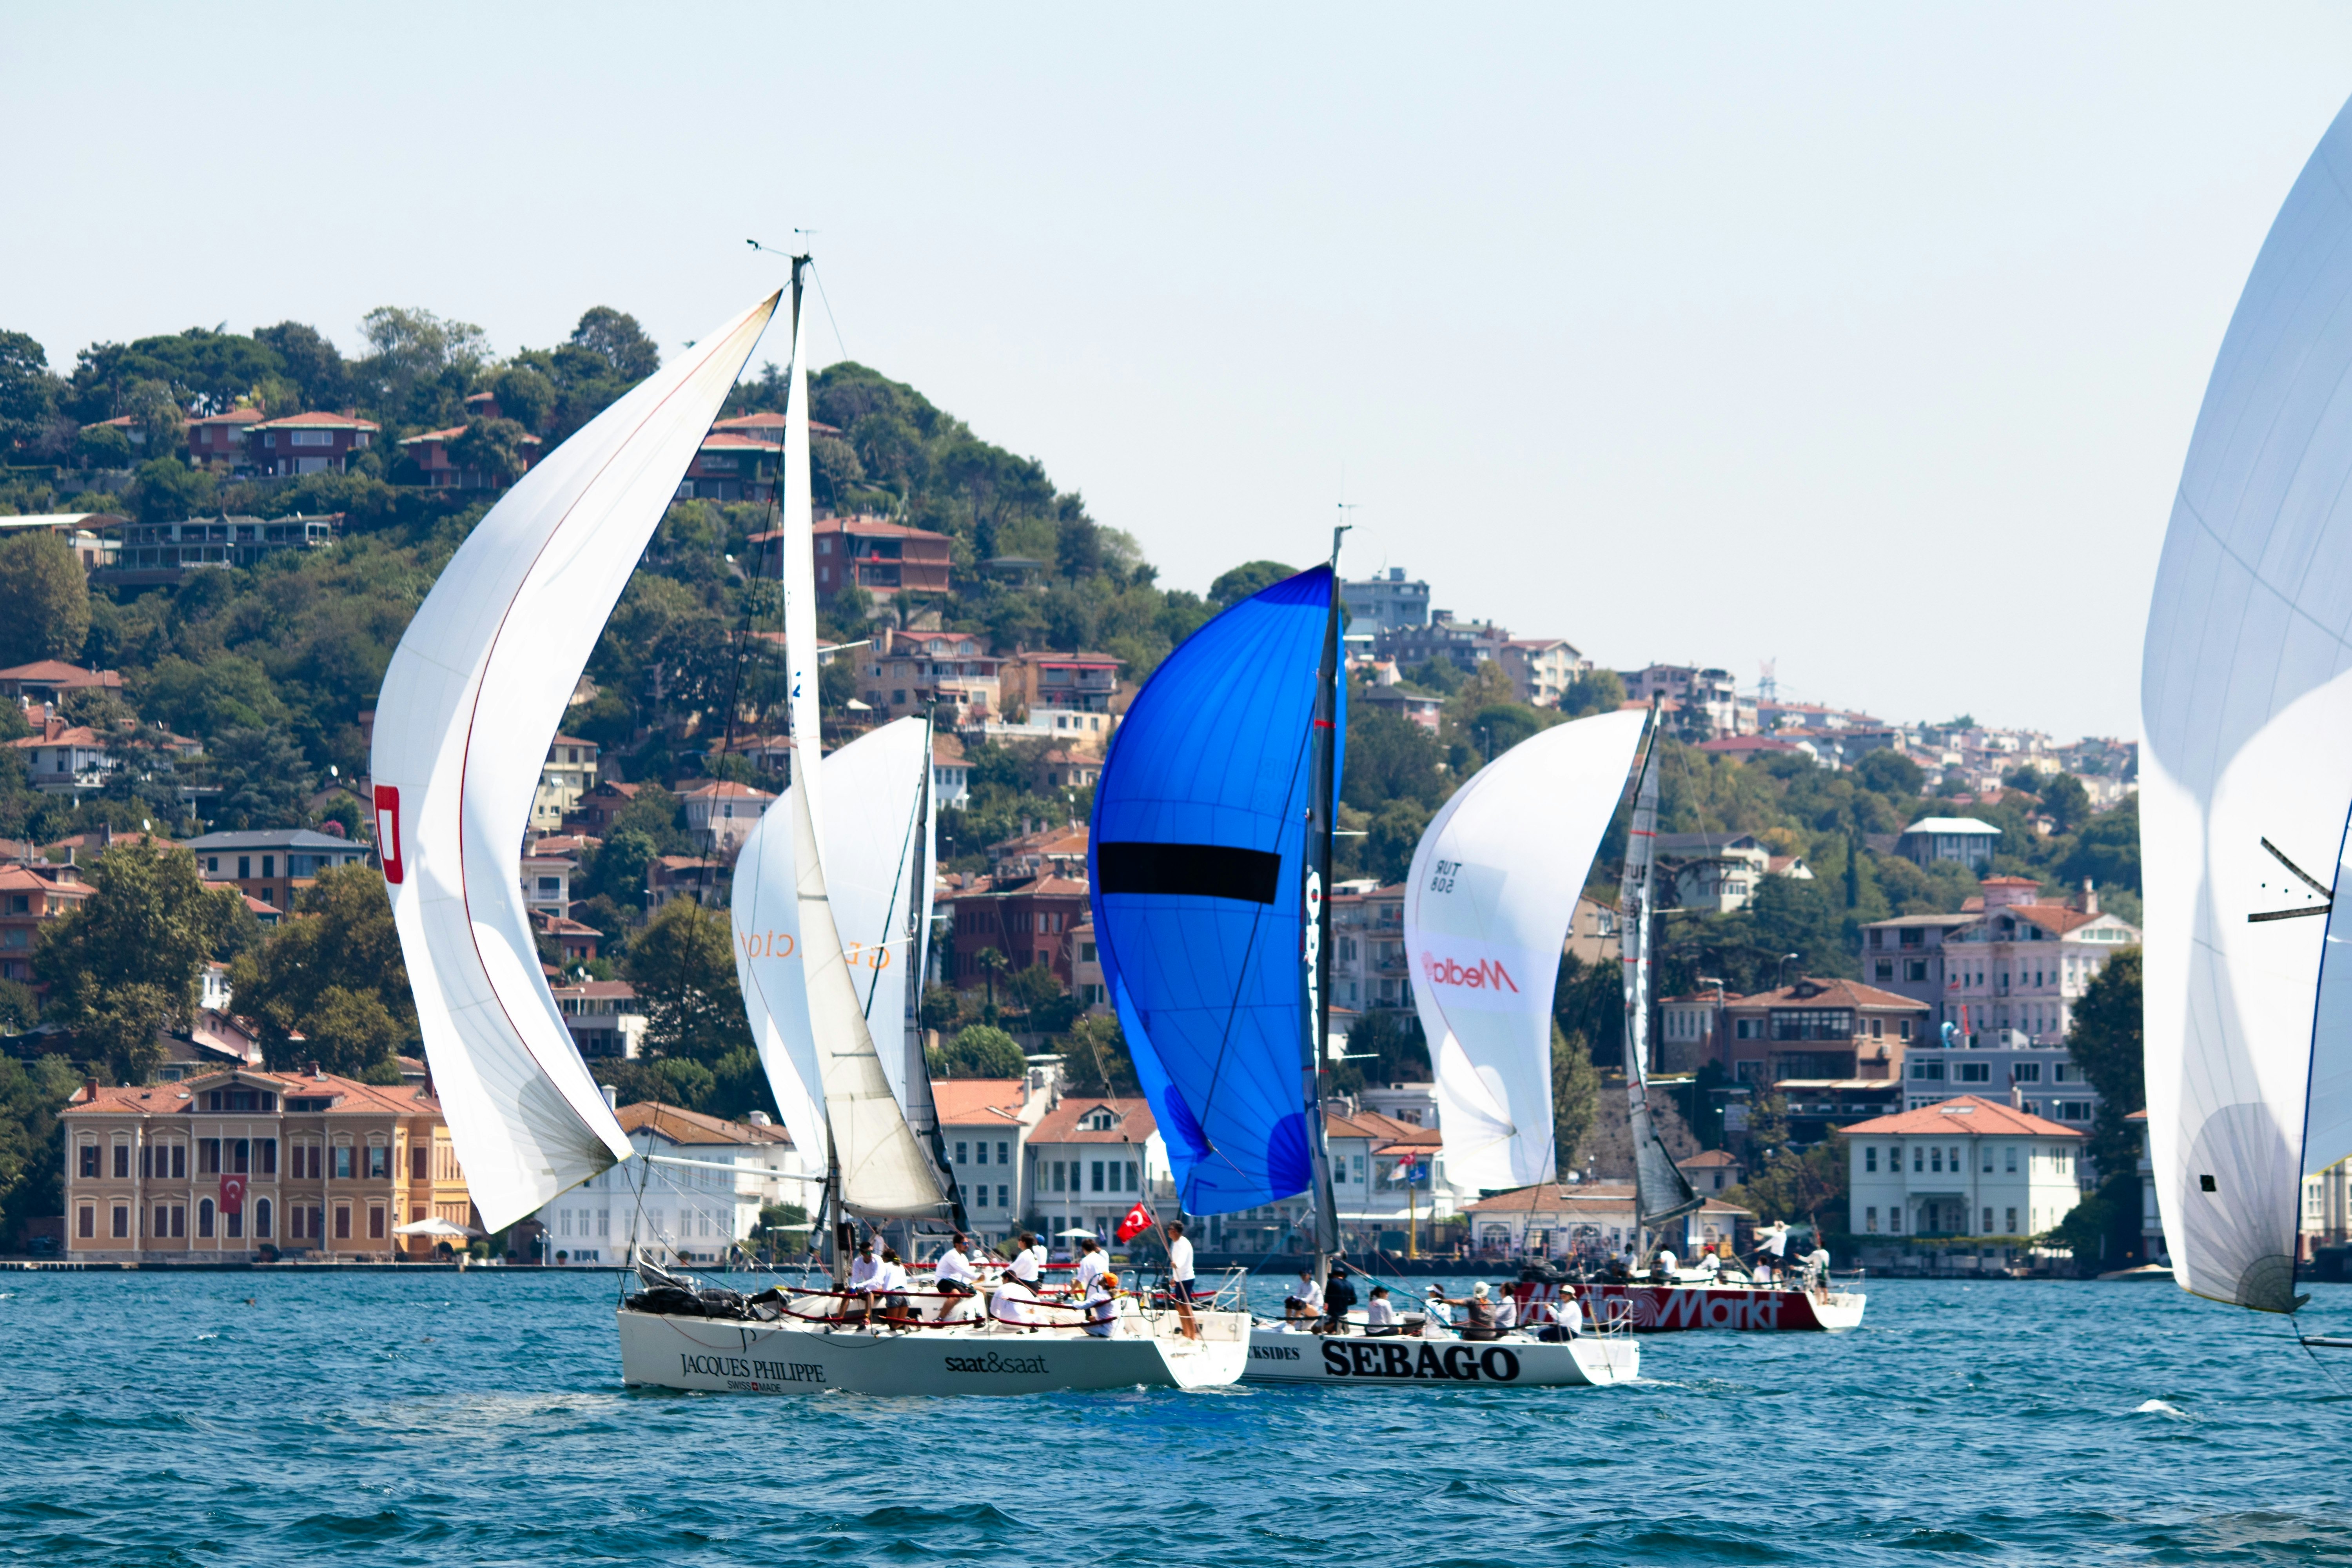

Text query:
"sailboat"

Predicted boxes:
[[614, 260, 1249, 1392], [1090, 535, 1635, 1386], [2141, 93, 2352, 1327], [1450, 711, 1864, 1333]]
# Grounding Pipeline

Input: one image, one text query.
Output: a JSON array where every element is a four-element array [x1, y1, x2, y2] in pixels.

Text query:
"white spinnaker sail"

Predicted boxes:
[[734, 717, 933, 1157], [767, 296, 943, 1217], [371, 292, 780, 1231], [2142, 93, 2352, 1315], [1405, 710, 1648, 1190]]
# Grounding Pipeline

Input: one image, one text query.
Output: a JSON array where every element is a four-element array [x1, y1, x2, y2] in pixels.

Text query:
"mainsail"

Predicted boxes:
[[760, 282, 943, 1218], [1619, 715, 1700, 1232], [372, 292, 780, 1231], [2141, 93, 2352, 1315], [1089, 566, 1344, 1214], [1405, 710, 1649, 1191]]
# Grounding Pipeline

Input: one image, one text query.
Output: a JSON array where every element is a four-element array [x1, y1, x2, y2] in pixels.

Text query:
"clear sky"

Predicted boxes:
[[7, 5, 2351, 740]]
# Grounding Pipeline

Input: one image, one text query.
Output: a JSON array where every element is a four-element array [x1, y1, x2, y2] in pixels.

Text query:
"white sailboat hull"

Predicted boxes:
[[1241, 1323, 1639, 1387], [617, 1307, 1250, 1395]]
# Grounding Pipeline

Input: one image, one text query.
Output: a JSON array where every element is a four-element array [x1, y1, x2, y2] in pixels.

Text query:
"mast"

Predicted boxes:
[[1621, 700, 1700, 1259], [1302, 526, 1348, 1290]]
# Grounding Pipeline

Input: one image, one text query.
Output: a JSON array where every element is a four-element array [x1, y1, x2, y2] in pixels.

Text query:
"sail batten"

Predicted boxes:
[[373, 292, 781, 1232], [2143, 93, 2352, 1314]]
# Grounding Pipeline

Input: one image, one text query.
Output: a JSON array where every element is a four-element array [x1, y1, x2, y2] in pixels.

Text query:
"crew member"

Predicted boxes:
[[1490, 1283, 1519, 1333], [846, 1238, 880, 1326], [1165, 1221, 1200, 1340], [1653, 1246, 1678, 1281], [1429, 1281, 1499, 1340], [874, 1246, 912, 1327], [1074, 1236, 1109, 1297], [1083, 1272, 1123, 1338], [992, 1271, 1039, 1330], [1804, 1241, 1833, 1293], [1321, 1261, 1359, 1332], [1010, 1231, 1045, 1289], [1284, 1268, 1323, 1322], [1364, 1285, 1401, 1336]]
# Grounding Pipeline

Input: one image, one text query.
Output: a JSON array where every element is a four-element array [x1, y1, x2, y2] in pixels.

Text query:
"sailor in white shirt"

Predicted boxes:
[[932, 1232, 980, 1305], [873, 1247, 913, 1326], [1009, 1230, 1044, 1287], [1164, 1221, 1200, 1340], [1653, 1247, 1679, 1281], [1363, 1285, 1401, 1336], [846, 1239, 880, 1325], [1283, 1268, 1323, 1322], [1490, 1285, 1519, 1332], [1073, 1237, 1109, 1296]]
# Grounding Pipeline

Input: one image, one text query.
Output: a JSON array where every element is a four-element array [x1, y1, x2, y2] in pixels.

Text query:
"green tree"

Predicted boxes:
[[1208, 560, 1297, 607], [2060, 798, 2141, 894], [127, 455, 217, 523], [930, 1024, 1026, 1078], [2063, 945, 2149, 1263], [1853, 750, 1925, 800], [34, 844, 249, 1085], [1552, 1025, 1602, 1177], [449, 417, 530, 485], [253, 321, 350, 412], [485, 364, 555, 430], [357, 306, 488, 412], [1559, 668, 1626, 720], [230, 863, 416, 1077], [570, 306, 661, 381], [624, 898, 747, 1065], [200, 726, 317, 829], [1060, 1013, 1139, 1095], [0, 530, 91, 666], [1726, 1138, 1849, 1232], [0, 330, 60, 453], [0, 1054, 79, 1248]]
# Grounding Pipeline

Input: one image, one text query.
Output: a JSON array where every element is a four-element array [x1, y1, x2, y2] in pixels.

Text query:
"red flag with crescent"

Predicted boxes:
[[1115, 1202, 1154, 1243], [220, 1172, 246, 1215]]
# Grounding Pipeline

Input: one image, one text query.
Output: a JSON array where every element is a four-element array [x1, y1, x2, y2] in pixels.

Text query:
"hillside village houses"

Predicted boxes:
[[677, 779, 775, 855]]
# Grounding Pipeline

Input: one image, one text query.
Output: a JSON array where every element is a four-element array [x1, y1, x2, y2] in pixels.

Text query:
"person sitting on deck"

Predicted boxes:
[[846, 1239, 880, 1326], [1428, 1281, 1499, 1340], [1083, 1271, 1123, 1338], [1490, 1283, 1519, 1333], [1320, 1262, 1359, 1332], [1651, 1247, 1678, 1282], [1284, 1269, 1324, 1323], [1364, 1285, 1403, 1336], [933, 1233, 980, 1300], [1527, 1289, 1583, 1341], [1009, 1232, 1045, 1290], [992, 1274, 1041, 1331], [875, 1247, 913, 1326]]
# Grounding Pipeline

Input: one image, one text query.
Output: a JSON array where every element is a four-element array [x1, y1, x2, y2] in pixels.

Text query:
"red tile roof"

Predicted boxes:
[[251, 410, 380, 432], [677, 780, 776, 799], [64, 1067, 436, 1117], [1724, 977, 1926, 1011], [1463, 1181, 1752, 1216], [0, 660, 121, 688], [616, 1100, 791, 1147], [1031, 1096, 1157, 1143], [932, 1078, 1029, 1124], [1838, 1094, 2083, 1138]]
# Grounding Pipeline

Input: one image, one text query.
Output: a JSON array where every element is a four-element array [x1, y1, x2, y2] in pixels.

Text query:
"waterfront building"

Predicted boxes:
[[550, 979, 644, 1059], [1895, 816, 2002, 871], [934, 1071, 1058, 1245], [1841, 1094, 2085, 1240], [526, 1100, 807, 1267], [1026, 1095, 1170, 1243], [1719, 978, 1927, 1085], [60, 1067, 473, 1261]]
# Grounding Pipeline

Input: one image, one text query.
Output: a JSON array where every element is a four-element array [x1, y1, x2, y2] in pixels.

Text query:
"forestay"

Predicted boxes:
[[371, 292, 780, 1231], [2141, 93, 2352, 1315], [1089, 566, 1344, 1214], [733, 717, 935, 1164], [1405, 710, 1648, 1191]]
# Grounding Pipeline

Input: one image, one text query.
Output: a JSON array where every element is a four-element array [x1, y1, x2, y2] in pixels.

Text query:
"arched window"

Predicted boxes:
[[255, 1198, 272, 1239], [198, 1199, 215, 1238]]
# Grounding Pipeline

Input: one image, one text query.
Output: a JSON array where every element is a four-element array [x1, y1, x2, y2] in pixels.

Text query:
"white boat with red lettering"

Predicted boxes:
[[1510, 1274, 1867, 1333]]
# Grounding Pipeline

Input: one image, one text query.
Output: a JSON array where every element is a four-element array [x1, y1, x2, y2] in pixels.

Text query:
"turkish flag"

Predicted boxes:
[[220, 1173, 246, 1216], [1115, 1202, 1154, 1243]]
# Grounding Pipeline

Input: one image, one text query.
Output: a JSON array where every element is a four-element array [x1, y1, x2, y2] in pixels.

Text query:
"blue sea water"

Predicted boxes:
[[2, 1268, 2348, 1566]]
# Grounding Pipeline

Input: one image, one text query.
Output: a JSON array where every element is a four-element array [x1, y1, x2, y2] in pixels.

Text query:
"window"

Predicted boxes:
[[1870, 1018, 1884, 1039], [155, 1203, 171, 1237], [1958, 1062, 1990, 1083], [111, 1204, 128, 1238], [335, 1205, 351, 1239], [1913, 1146, 1924, 1173], [77, 1205, 93, 1239], [262, 857, 276, 879], [2005, 1145, 2018, 1172], [231, 1139, 249, 1174], [974, 1140, 987, 1167], [1904, 960, 1928, 983], [255, 1198, 272, 1238], [1900, 1020, 1914, 1040], [198, 1199, 214, 1237], [78, 1144, 98, 1178], [973, 1185, 989, 1209], [2013, 1062, 2041, 1084], [238, 856, 250, 878], [1772, 1009, 1854, 1040], [955, 1141, 968, 1165], [1931, 1147, 1943, 1174], [2006, 1207, 2019, 1232], [996, 1184, 1008, 1210], [996, 1140, 1009, 1165], [368, 1205, 385, 1239], [1909, 1061, 1945, 1080], [412, 1146, 428, 1180], [2054, 1063, 2082, 1083], [1983, 1207, 1994, 1233], [2056, 1102, 2093, 1123], [113, 1144, 129, 1179], [1889, 1207, 1902, 1233], [1091, 1160, 1105, 1192], [1866, 1206, 1878, 1232], [291, 1205, 306, 1239], [1051, 1160, 1066, 1193], [225, 1205, 241, 1239], [199, 1139, 221, 1175], [332, 1147, 354, 1179], [1865, 1147, 1878, 1173]]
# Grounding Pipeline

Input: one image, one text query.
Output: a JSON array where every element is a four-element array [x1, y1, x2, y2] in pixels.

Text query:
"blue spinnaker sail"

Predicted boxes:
[[1089, 565, 1344, 1215]]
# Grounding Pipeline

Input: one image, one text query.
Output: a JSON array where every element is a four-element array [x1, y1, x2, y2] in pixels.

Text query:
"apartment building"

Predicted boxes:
[[998, 649, 1122, 716], [1943, 878, 2138, 1049], [942, 874, 1090, 989], [1619, 664, 1746, 738], [0, 861, 88, 985], [108, 514, 338, 582], [1499, 637, 1586, 709], [1896, 816, 2003, 872], [934, 1071, 1060, 1245], [523, 1100, 809, 1266], [1330, 881, 1410, 1016], [1858, 912, 1977, 1033], [533, 734, 600, 832], [1378, 613, 1509, 677], [1339, 567, 1432, 638], [857, 626, 1003, 724], [185, 829, 372, 911], [550, 979, 644, 1058], [1702, 976, 1929, 1085], [677, 780, 775, 855], [60, 1067, 473, 1260]]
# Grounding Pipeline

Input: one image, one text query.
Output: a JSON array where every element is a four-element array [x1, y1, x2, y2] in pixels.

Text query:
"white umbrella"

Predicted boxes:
[[394, 1216, 484, 1239], [1054, 1227, 1094, 1239]]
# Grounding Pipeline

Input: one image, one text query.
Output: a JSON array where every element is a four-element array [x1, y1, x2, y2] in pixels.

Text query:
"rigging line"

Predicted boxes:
[[806, 261, 849, 366], [860, 734, 927, 1023]]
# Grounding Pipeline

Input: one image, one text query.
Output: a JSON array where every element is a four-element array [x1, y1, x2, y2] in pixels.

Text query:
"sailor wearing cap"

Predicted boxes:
[[1083, 1271, 1123, 1338]]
